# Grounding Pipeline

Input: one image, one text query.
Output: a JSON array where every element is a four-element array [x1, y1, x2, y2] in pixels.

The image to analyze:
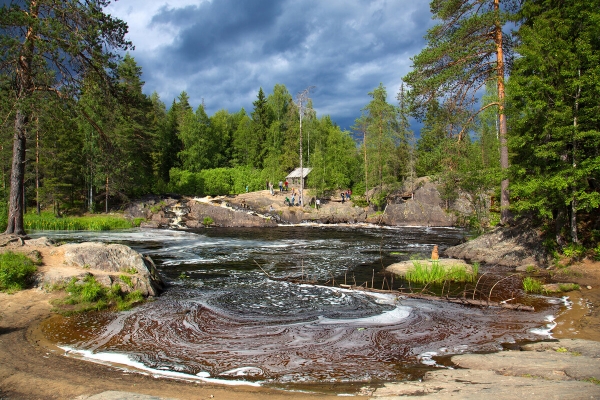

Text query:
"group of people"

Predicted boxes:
[[267, 180, 289, 195], [340, 189, 352, 203], [284, 187, 300, 206]]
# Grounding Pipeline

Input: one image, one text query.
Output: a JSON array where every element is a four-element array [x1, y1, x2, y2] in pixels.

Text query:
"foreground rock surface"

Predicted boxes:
[[372, 339, 600, 399]]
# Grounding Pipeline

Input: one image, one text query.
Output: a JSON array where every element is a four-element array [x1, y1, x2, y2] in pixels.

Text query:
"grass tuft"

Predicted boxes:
[[522, 276, 546, 293], [53, 275, 144, 314], [405, 260, 478, 284]]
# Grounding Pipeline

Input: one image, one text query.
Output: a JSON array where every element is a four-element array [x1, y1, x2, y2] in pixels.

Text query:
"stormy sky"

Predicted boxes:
[[107, 0, 435, 131]]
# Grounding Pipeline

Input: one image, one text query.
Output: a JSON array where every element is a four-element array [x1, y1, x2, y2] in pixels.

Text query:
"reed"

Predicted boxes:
[[405, 260, 478, 285], [24, 212, 142, 231]]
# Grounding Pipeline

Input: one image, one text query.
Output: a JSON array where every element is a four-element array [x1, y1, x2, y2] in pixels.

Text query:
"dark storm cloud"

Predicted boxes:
[[111, 0, 435, 131]]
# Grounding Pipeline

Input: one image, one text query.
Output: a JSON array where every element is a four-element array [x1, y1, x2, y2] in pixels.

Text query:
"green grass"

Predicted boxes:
[[53, 275, 144, 314], [404, 261, 478, 284], [557, 283, 580, 292], [0, 251, 38, 292], [523, 276, 546, 293], [24, 211, 142, 231], [202, 216, 214, 226]]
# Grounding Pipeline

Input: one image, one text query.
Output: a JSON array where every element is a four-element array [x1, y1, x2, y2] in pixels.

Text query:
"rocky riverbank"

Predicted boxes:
[[124, 178, 463, 228]]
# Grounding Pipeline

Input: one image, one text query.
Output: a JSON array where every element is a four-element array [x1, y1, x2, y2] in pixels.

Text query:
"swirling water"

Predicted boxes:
[[36, 226, 557, 391]]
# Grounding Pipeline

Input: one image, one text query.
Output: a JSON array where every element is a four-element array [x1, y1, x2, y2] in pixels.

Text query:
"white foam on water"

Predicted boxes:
[[59, 346, 261, 387], [529, 315, 556, 337], [317, 305, 411, 326], [417, 352, 439, 366], [219, 366, 264, 377]]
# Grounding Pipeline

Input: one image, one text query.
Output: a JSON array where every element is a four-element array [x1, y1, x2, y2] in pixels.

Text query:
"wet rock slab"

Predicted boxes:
[[371, 339, 600, 399]]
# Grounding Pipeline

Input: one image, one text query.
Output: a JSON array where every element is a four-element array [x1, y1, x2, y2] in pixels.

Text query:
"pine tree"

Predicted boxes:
[[0, 0, 132, 234], [404, 0, 518, 224]]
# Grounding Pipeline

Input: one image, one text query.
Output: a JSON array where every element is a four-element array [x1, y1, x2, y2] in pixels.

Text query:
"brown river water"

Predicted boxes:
[[35, 226, 563, 393]]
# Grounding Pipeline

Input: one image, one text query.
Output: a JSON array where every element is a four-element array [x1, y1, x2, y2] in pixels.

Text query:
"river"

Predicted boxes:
[[33, 225, 560, 394]]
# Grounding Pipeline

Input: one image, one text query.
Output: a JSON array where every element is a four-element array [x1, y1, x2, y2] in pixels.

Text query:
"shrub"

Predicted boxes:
[[562, 243, 585, 260], [0, 251, 37, 292], [202, 216, 214, 227]]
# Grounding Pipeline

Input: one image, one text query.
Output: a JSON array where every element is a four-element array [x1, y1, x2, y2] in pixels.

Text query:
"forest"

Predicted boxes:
[[0, 0, 599, 254]]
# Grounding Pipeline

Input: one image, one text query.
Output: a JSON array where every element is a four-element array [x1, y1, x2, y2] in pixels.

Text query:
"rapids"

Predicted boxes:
[[35, 226, 558, 392]]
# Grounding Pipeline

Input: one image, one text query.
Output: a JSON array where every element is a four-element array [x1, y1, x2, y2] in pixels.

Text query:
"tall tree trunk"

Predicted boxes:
[[495, 0, 510, 225], [6, 110, 27, 235], [35, 116, 40, 215], [363, 128, 368, 202], [571, 69, 581, 243], [105, 175, 109, 213], [6, 1, 37, 235]]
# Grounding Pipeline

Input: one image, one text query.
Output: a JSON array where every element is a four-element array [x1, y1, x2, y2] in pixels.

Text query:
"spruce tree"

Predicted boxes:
[[508, 0, 600, 244]]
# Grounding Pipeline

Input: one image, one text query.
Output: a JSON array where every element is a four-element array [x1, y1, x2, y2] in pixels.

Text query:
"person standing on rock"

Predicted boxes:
[[269, 182, 274, 196], [341, 192, 345, 204], [284, 180, 289, 191], [316, 198, 320, 210], [279, 180, 283, 192]]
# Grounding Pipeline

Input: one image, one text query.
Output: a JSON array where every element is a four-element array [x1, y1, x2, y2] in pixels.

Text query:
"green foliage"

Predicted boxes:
[[370, 190, 389, 211], [562, 243, 586, 260], [352, 197, 369, 208], [0, 252, 37, 292], [593, 245, 600, 261], [0, 188, 7, 232], [522, 277, 546, 294], [557, 283, 580, 292], [404, 261, 478, 284], [168, 166, 266, 196], [508, 1, 600, 243], [202, 216, 214, 227], [24, 212, 138, 231], [56, 275, 144, 314], [119, 275, 134, 288], [149, 200, 166, 213]]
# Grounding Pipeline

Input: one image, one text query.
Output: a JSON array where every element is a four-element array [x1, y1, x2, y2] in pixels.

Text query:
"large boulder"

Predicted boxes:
[[383, 181, 456, 227], [62, 242, 165, 296], [185, 200, 277, 228], [443, 220, 551, 268]]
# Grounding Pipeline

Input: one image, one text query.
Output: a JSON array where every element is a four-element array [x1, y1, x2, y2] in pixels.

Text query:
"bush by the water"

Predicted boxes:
[[405, 260, 479, 284], [0, 251, 37, 292], [53, 275, 144, 314], [24, 212, 142, 231]]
